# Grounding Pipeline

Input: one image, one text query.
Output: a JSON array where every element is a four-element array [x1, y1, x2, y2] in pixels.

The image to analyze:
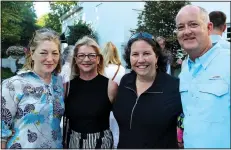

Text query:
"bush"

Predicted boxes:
[[1, 67, 15, 81], [6, 46, 26, 58], [66, 20, 98, 45]]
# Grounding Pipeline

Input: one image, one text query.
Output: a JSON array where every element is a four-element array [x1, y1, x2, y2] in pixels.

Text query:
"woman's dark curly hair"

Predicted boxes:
[[123, 37, 168, 73]]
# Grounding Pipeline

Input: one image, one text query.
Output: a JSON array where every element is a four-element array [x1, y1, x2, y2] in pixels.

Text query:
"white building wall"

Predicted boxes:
[[61, 2, 144, 67], [2, 56, 25, 73], [81, 2, 144, 66], [61, 2, 230, 66]]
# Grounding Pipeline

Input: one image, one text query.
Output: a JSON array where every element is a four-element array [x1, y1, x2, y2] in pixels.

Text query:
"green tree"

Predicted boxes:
[[49, 2, 77, 18], [43, 13, 62, 33], [2, 2, 24, 43], [36, 14, 49, 27], [19, 2, 38, 46], [135, 1, 190, 70], [66, 20, 98, 45], [1, 2, 38, 57], [35, 2, 76, 33], [41, 2, 77, 33], [136, 1, 190, 38]]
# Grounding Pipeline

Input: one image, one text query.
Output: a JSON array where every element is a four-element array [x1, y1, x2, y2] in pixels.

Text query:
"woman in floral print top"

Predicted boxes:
[[1, 28, 64, 148]]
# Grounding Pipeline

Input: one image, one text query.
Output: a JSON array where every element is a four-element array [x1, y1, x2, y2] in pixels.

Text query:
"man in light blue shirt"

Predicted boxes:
[[175, 5, 230, 148], [209, 11, 230, 49]]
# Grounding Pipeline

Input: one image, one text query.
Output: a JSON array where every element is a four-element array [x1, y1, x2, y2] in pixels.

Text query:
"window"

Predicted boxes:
[[227, 26, 230, 38]]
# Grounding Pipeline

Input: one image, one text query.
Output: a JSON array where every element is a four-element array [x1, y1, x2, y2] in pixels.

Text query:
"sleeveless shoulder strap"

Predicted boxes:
[[112, 65, 120, 81]]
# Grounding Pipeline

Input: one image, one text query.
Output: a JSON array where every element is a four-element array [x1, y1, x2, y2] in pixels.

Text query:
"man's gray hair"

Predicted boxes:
[[198, 6, 210, 23], [175, 5, 210, 24]]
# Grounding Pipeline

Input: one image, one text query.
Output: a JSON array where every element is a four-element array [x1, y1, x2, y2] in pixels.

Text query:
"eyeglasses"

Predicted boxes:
[[130, 32, 154, 41], [76, 53, 98, 60]]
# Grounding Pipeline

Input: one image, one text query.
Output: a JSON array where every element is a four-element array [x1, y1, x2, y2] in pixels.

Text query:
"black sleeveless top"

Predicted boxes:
[[65, 74, 112, 133]]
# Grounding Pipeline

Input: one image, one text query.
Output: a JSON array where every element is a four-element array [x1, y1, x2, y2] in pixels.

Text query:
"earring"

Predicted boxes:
[[155, 64, 158, 69]]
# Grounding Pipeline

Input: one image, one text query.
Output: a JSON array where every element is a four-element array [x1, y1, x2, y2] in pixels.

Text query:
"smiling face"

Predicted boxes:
[[32, 40, 60, 75], [75, 45, 100, 75], [130, 40, 158, 78], [176, 6, 213, 59]]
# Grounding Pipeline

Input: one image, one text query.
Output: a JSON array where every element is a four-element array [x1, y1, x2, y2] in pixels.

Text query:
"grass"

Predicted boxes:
[[1, 67, 15, 81]]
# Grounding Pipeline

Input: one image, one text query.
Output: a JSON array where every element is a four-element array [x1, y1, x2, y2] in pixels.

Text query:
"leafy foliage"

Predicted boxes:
[[66, 20, 98, 45], [49, 2, 76, 18], [36, 14, 49, 27], [36, 2, 76, 33], [1, 2, 38, 57], [136, 1, 190, 38], [135, 1, 190, 69], [43, 13, 62, 33], [6, 46, 26, 57], [1, 68, 15, 81]]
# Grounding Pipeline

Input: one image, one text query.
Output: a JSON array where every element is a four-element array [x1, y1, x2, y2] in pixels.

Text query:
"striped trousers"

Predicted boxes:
[[69, 129, 113, 149]]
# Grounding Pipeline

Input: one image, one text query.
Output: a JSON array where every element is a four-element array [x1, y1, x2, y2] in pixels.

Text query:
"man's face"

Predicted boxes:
[[175, 6, 213, 59]]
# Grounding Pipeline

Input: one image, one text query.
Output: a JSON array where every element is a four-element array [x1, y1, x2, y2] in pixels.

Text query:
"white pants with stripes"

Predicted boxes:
[[69, 129, 113, 149]]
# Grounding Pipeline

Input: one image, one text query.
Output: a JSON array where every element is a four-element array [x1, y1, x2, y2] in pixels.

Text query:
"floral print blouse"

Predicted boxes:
[[1, 70, 64, 148]]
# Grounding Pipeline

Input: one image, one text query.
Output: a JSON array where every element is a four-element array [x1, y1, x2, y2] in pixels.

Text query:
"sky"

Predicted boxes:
[[34, 2, 50, 18], [191, 2, 230, 22], [33, 1, 230, 22]]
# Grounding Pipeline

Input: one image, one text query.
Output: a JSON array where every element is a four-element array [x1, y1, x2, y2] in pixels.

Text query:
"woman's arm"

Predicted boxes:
[[1, 141, 6, 149], [107, 79, 118, 103], [1, 78, 21, 147]]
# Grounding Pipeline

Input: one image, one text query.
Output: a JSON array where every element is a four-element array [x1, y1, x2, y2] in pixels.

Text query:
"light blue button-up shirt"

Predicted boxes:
[[179, 43, 230, 148], [210, 34, 230, 50]]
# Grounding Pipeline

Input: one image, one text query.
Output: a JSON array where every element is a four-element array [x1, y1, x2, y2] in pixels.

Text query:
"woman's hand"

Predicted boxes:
[[1, 141, 6, 149]]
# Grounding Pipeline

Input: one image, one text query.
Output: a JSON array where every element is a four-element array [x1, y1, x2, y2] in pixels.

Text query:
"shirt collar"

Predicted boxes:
[[186, 43, 220, 70], [125, 71, 165, 93], [17, 69, 55, 85], [210, 34, 222, 44], [17, 69, 33, 75]]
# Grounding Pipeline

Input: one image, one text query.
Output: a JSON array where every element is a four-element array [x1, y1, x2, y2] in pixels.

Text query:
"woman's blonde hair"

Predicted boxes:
[[102, 42, 121, 66], [71, 36, 104, 79], [22, 28, 61, 75]]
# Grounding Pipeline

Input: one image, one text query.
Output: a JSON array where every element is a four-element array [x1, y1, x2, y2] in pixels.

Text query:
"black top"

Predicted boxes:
[[65, 74, 112, 133], [113, 71, 183, 148]]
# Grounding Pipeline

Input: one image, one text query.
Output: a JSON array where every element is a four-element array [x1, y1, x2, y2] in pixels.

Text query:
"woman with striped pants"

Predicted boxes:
[[63, 36, 118, 149]]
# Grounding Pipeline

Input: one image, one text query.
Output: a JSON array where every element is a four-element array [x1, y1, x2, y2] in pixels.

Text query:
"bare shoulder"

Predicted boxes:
[[108, 79, 118, 103]]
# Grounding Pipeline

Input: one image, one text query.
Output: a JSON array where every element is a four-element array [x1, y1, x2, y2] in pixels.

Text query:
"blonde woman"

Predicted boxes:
[[102, 42, 126, 85], [64, 36, 118, 148], [1, 28, 64, 148], [102, 42, 125, 148]]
